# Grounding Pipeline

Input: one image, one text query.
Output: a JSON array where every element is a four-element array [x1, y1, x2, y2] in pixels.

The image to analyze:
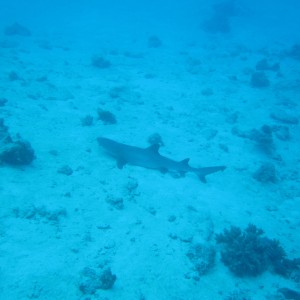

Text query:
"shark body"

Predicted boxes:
[[97, 137, 226, 182]]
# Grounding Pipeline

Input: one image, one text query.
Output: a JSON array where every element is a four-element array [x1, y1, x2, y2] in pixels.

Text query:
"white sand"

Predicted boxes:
[[0, 4, 300, 299]]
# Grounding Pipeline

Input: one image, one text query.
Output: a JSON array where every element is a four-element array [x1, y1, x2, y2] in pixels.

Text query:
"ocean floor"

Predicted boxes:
[[0, 11, 300, 300]]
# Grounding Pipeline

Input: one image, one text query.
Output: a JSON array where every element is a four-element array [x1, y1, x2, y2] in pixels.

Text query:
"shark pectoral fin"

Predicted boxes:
[[117, 159, 127, 169], [159, 167, 168, 174]]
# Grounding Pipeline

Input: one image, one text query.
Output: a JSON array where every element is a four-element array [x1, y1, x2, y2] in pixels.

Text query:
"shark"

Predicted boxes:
[[97, 137, 226, 182]]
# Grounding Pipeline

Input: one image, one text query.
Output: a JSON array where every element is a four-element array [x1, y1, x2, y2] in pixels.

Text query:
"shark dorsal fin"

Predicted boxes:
[[146, 144, 160, 153], [180, 158, 190, 166], [117, 159, 127, 169]]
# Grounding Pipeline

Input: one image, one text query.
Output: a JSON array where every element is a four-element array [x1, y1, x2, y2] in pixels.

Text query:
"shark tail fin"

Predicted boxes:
[[196, 166, 226, 183]]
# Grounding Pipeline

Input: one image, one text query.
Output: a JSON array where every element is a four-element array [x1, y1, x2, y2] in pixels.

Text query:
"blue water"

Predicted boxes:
[[0, 1, 299, 299]]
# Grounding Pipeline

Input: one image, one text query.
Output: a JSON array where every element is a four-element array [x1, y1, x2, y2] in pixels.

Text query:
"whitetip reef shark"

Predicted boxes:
[[97, 137, 226, 182]]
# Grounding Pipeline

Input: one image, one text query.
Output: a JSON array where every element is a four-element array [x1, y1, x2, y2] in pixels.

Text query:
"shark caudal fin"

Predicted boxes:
[[196, 166, 226, 183]]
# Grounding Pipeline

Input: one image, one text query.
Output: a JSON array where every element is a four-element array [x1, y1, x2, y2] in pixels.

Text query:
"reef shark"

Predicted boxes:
[[97, 137, 226, 182]]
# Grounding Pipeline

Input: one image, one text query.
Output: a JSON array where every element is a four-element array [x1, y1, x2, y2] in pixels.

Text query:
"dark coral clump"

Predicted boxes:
[[216, 224, 293, 277], [0, 119, 35, 166], [97, 108, 117, 124], [0, 140, 35, 165], [79, 267, 116, 294]]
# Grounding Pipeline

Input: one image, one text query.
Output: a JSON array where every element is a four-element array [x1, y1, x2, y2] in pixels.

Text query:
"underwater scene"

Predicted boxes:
[[0, 0, 300, 299]]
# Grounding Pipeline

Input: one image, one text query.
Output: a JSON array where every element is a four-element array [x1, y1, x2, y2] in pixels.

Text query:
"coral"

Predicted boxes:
[[253, 162, 278, 183], [97, 109, 117, 124], [216, 224, 289, 277], [251, 71, 270, 88], [187, 243, 216, 276]]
